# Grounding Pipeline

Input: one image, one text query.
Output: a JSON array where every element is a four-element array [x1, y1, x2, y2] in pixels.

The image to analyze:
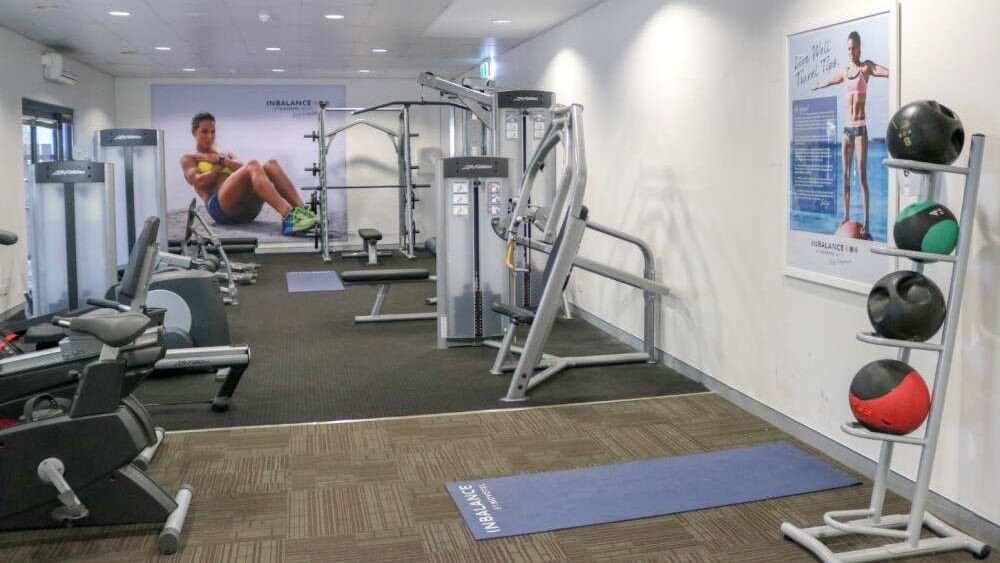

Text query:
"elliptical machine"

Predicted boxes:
[[0, 309, 193, 554]]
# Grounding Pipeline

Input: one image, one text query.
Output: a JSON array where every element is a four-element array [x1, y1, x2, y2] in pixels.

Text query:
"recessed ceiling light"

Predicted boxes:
[[186, 12, 201, 17], [265, 47, 281, 52], [120, 49, 137, 55], [324, 14, 344, 19], [34, 3, 63, 10], [155, 46, 171, 51], [371, 48, 387, 53], [108, 10, 130, 17], [182, 67, 196, 72], [358, 69, 371, 74], [271, 68, 285, 73], [491, 19, 512, 24], [258, 12, 271, 23]]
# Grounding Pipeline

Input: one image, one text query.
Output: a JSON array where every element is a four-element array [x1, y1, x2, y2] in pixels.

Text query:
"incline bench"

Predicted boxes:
[[341, 228, 392, 265], [341, 268, 437, 323]]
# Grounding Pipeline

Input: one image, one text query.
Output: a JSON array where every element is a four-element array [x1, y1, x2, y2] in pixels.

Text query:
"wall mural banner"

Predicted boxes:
[[785, 11, 895, 293], [152, 84, 346, 243]]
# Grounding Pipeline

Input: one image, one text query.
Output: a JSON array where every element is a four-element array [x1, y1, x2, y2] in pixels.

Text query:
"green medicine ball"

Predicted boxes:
[[894, 201, 959, 255]]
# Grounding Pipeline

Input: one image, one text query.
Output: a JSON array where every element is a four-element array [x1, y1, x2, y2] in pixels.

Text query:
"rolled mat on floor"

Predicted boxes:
[[446, 441, 858, 539]]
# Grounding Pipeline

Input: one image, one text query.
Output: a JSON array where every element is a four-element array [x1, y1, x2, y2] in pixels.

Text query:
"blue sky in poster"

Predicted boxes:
[[788, 12, 891, 242]]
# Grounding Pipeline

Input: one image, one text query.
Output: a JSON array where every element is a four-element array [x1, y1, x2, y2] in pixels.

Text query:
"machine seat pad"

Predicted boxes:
[[492, 302, 536, 325], [425, 237, 437, 256], [23, 323, 66, 345], [55, 312, 151, 348], [358, 228, 383, 242], [342, 269, 429, 283]]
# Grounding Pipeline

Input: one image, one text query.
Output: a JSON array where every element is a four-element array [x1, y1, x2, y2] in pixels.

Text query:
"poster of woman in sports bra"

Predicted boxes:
[[785, 10, 898, 293]]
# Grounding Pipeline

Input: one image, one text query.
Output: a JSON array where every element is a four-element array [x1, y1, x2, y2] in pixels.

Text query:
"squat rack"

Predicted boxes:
[[305, 99, 468, 262], [781, 135, 990, 561]]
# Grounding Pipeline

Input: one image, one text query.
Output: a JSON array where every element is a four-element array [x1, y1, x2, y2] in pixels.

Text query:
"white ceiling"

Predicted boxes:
[[0, 0, 605, 78]]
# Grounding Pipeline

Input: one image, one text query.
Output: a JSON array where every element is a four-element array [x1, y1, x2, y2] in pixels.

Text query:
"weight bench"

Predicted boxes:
[[342, 228, 391, 265], [341, 268, 437, 323]]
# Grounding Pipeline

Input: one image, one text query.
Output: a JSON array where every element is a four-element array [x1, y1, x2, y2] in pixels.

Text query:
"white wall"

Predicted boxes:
[[0, 26, 116, 314], [496, 0, 1000, 524], [115, 77, 444, 248]]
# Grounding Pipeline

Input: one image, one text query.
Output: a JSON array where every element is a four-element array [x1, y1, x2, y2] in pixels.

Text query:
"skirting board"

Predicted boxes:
[[570, 304, 1000, 548]]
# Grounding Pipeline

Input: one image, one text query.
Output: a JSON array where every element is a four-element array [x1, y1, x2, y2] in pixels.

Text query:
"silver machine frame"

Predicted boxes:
[[419, 73, 571, 318], [781, 135, 990, 561], [306, 100, 463, 262], [175, 198, 260, 305], [26, 161, 118, 318], [306, 103, 402, 262], [491, 104, 672, 402], [92, 129, 169, 268]]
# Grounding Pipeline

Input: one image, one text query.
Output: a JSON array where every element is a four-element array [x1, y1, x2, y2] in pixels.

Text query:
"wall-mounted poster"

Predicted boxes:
[[152, 84, 347, 244], [785, 9, 898, 293]]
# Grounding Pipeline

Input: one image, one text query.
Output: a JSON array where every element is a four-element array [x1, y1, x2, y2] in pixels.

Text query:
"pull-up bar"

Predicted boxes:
[[302, 184, 431, 191], [353, 100, 471, 116]]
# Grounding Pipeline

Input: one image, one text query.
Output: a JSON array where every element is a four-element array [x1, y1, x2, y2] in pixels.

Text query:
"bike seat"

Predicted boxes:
[[52, 312, 151, 348]]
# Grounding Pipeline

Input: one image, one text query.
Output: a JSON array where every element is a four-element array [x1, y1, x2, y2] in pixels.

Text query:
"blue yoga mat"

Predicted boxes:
[[286, 271, 344, 293], [446, 442, 858, 539]]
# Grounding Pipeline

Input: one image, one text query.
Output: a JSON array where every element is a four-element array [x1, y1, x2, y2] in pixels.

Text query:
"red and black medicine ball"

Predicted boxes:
[[849, 359, 930, 435]]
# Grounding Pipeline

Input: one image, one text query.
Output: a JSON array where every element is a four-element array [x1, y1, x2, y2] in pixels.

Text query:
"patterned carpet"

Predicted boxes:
[[0, 393, 988, 562]]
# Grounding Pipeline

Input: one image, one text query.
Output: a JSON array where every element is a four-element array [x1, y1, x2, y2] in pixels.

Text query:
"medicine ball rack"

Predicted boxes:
[[782, 134, 990, 561]]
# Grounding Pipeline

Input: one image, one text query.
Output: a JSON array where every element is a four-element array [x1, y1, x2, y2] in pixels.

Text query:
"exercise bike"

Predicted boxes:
[[0, 309, 193, 554]]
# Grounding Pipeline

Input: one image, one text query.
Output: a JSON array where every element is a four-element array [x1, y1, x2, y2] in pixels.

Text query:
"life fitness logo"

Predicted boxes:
[[513, 96, 540, 103], [50, 169, 87, 176], [460, 164, 495, 172], [265, 98, 320, 117], [113, 134, 144, 141]]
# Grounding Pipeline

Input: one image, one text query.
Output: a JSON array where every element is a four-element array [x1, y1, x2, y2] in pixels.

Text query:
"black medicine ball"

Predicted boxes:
[[887, 100, 965, 165], [867, 271, 946, 342]]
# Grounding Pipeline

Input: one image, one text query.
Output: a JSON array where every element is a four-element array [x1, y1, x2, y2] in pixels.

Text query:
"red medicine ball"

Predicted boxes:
[[849, 359, 930, 435]]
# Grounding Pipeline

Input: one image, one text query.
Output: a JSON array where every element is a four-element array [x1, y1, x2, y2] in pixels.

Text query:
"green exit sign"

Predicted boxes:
[[479, 60, 492, 79]]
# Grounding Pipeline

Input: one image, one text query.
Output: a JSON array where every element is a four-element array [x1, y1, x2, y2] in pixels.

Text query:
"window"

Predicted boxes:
[[22, 99, 74, 164]]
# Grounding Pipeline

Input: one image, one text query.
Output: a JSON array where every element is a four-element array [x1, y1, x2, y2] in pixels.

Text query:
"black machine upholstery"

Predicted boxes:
[[491, 302, 536, 325], [117, 217, 160, 305], [424, 237, 437, 256], [341, 269, 430, 283], [54, 313, 151, 348], [358, 228, 382, 242]]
